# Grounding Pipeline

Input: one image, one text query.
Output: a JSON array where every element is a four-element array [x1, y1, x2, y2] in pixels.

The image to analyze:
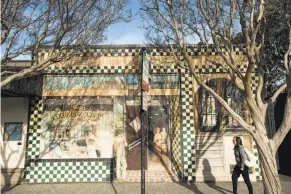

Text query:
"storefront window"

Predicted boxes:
[[40, 97, 125, 159]]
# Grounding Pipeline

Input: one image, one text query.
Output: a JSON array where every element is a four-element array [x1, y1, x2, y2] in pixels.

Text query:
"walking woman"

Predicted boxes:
[[232, 136, 253, 194]]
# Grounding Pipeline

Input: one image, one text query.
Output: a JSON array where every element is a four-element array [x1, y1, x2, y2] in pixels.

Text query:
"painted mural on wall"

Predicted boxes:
[[39, 97, 125, 159], [45, 75, 125, 90]]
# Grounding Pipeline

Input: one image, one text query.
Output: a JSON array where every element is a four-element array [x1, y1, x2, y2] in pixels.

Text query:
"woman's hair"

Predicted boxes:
[[234, 136, 243, 147], [154, 127, 160, 134]]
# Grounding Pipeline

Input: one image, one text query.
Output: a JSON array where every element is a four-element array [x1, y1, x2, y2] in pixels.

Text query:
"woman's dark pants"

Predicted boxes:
[[232, 165, 253, 194]]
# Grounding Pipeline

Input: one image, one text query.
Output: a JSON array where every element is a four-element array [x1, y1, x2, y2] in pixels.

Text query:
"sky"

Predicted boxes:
[[7, 1, 145, 60], [101, 0, 146, 45], [6, 0, 198, 60]]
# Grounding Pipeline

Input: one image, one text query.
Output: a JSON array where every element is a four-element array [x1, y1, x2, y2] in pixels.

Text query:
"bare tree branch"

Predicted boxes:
[[1, 0, 132, 87]]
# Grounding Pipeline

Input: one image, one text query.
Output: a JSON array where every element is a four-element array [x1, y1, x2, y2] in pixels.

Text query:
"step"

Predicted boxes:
[[196, 159, 224, 167], [196, 167, 228, 173], [195, 146, 223, 151], [196, 171, 230, 177], [195, 150, 224, 158], [196, 166, 226, 173], [195, 175, 231, 182], [196, 134, 224, 140], [196, 152, 223, 158], [196, 132, 225, 137], [195, 142, 223, 150], [195, 150, 223, 154], [195, 137, 223, 142]]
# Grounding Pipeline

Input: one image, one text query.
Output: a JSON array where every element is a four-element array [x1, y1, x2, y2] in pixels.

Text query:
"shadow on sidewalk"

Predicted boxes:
[[1, 184, 20, 194], [111, 183, 118, 194], [177, 159, 232, 194]]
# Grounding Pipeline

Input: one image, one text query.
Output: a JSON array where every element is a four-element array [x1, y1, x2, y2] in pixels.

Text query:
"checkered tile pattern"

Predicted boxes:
[[25, 97, 43, 161], [38, 47, 141, 58], [251, 74, 260, 95], [24, 97, 116, 183], [25, 160, 114, 183], [38, 45, 245, 62], [193, 63, 249, 74], [250, 72, 262, 181], [170, 96, 182, 180], [45, 65, 139, 74], [151, 64, 179, 74], [45, 63, 249, 75], [149, 46, 244, 56], [180, 70, 196, 182], [253, 143, 262, 181]]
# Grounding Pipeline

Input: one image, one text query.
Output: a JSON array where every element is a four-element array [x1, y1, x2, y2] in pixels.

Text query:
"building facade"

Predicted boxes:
[[1, 45, 262, 184]]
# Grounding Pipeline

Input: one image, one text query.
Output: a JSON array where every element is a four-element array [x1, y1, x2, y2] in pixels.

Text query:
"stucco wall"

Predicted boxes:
[[1, 97, 29, 169]]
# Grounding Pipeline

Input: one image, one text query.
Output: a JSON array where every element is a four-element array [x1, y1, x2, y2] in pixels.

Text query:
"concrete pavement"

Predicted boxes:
[[2, 175, 291, 194]]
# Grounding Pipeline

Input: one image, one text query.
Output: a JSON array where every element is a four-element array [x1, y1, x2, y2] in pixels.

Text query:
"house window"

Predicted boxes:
[[224, 81, 245, 127], [3, 122, 23, 141], [198, 80, 220, 132]]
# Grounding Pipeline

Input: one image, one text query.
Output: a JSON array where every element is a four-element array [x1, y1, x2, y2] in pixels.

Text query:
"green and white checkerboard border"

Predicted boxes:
[[24, 98, 117, 183], [26, 48, 262, 183], [180, 69, 196, 182], [25, 160, 115, 183]]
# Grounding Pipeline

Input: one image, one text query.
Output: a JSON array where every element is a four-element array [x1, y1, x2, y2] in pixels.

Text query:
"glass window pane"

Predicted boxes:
[[45, 76, 70, 90], [85, 75, 125, 90], [126, 75, 139, 85], [58, 76, 70, 90], [151, 75, 179, 89], [4, 123, 23, 141], [70, 77, 84, 90], [45, 76, 58, 90]]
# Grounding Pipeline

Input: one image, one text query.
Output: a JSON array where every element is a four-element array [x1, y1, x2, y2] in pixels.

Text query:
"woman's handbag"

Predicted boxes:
[[244, 148, 256, 167]]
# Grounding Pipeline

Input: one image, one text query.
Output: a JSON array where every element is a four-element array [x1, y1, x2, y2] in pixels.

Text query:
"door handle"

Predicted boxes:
[[17, 142, 22, 145]]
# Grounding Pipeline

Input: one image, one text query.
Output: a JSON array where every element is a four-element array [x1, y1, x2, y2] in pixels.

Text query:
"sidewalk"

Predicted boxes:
[[2, 175, 291, 194]]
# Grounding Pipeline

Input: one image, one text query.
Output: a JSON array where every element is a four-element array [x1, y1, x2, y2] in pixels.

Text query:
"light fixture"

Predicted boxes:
[[160, 108, 165, 111], [154, 113, 158, 116]]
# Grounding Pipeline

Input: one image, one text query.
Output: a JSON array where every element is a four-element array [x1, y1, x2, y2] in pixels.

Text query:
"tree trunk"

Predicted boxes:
[[257, 141, 282, 194]]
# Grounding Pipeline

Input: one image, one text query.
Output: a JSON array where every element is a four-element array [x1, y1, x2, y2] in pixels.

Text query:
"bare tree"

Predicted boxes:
[[140, 0, 291, 193], [1, 0, 132, 87]]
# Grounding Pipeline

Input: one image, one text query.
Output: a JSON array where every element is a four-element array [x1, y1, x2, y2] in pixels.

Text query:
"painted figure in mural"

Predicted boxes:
[[232, 136, 253, 194], [48, 140, 63, 158], [116, 134, 128, 179], [86, 130, 100, 158], [160, 127, 168, 155], [153, 127, 162, 157]]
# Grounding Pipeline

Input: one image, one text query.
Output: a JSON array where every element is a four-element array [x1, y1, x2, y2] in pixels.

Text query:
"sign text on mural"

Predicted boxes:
[[52, 108, 103, 120]]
